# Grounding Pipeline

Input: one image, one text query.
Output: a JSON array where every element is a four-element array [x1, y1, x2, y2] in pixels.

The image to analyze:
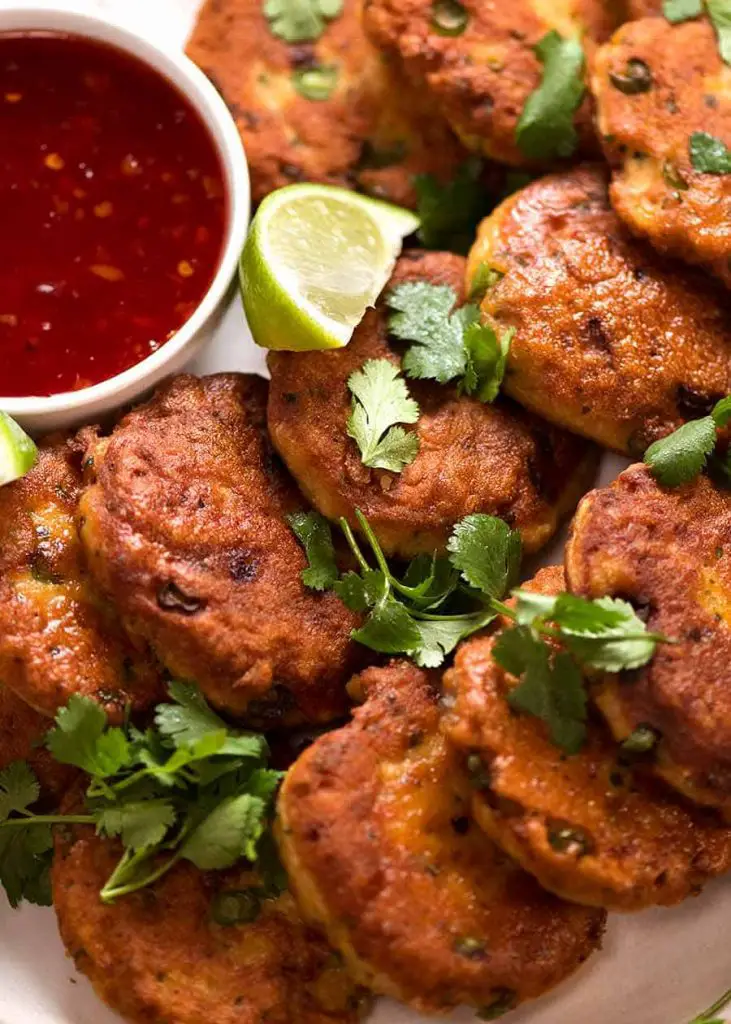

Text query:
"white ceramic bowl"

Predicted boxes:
[[0, 3, 250, 433]]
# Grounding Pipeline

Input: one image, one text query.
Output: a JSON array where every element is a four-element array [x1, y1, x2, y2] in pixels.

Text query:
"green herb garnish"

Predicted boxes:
[[263, 0, 343, 42], [690, 131, 731, 173], [386, 280, 512, 400], [0, 684, 281, 907], [287, 510, 339, 590], [413, 158, 493, 254], [644, 395, 731, 486], [688, 986, 731, 1024], [290, 510, 667, 748], [707, 0, 731, 64], [292, 65, 338, 100], [516, 31, 586, 160], [347, 359, 420, 472]]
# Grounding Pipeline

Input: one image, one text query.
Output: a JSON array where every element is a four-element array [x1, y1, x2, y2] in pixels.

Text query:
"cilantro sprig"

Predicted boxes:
[[347, 359, 420, 472], [290, 511, 668, 748], [644, 395, 731, 486], [516, 31, 586, 161], [413, 158, 494, 254], [0, 684, 282, 908], [386, 281, 513, 401], [263, 0, 343, 43]]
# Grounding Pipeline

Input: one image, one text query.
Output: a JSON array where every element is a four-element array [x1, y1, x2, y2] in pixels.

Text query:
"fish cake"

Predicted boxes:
[[362, 0, 616, 167], [52, 828, 365, 1024], [592, 17, 731, 286], [443, 566, 731, 911], [467, 165, 731, 455], [0, 436, 162, 720], [566, 463, 731, 816], [186, 0, 467, 206], [79, 374, 361, 723], [0, 686, 77, 803], [277, 660, 605, 1015], [267, 251, 598, 558]]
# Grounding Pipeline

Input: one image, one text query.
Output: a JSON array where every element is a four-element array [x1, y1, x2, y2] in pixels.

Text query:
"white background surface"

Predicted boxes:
[[1, 1, 730, 1022]]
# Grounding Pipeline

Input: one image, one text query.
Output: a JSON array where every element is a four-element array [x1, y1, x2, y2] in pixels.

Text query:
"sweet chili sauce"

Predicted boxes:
[[0, 32, 228, 397]]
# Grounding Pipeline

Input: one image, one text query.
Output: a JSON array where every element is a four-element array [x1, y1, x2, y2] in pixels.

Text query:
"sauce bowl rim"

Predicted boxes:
[[0, 3, 250, 420]]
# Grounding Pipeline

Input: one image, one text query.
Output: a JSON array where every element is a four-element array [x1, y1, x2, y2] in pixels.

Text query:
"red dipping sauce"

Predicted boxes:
[[0, 32, 228, 397]]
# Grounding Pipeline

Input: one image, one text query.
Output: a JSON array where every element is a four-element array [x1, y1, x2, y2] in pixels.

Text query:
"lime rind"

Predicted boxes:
[[239, 184, 420, 352], [0, 412, 37, 487]]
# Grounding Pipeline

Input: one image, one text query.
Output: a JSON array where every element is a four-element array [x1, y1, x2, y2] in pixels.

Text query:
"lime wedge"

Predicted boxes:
[[240, 184, 420, 351], [0, 412, 37, 486]]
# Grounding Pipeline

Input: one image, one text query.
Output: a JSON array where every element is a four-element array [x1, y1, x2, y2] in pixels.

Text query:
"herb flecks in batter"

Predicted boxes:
[[263, 0, 343, 43], [690, 131, 731, 173], [516, 31, 586, 160], [0, 683, 281, 908], [644, 394, 731, 485]]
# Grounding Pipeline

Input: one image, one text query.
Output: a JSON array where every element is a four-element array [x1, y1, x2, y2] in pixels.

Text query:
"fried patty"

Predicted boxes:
[[443, 566, 731, 910], [187, 0, 467, 206], [78, 374, 361, 724], [268, 251, 598, 558], [52, 829, 365, 1024], [277, 660, 605, 1015], [0, 686, 77, 802], [566, 463, 731, 817], [467, 164, 731, 455], [0, 436, 162, 719], [592, 17, 731, 287], [362, 0, 616, 167]]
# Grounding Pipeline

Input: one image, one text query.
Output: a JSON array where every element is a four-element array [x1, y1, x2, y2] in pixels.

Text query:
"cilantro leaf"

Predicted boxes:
[[182, 793, 267, 870], [287, 510, 338, 590], [447, 514, 522, 599], [0, 762, 40, 822], [690, 131, 731, 173], [412, 612, 495, 668], [347, 359, 420, 472], [554, 595, 659, 671], [0, 823, 54, 908], [663, 0, 703, 20], [644, 415, 717, 485], [512, 590, 558, 626], [707, 0, 731, 64], [352, 595, 423, 653], [516, 31, 586, 161], [46, 696, 130, 776], [98, 801, 177, 852], [388, 281, 468, 383], [263, 0, 342, 43], [468, 262, 504, 302], [713, 395, 731, 426], [462, 323, 513, 403], [496, 627, 587, 754], [413, 158, 493, 254], [155, 682, 267, 760]]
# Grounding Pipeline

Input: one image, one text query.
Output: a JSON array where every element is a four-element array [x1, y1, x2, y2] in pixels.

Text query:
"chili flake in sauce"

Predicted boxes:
[[0, 32, 228, 397]]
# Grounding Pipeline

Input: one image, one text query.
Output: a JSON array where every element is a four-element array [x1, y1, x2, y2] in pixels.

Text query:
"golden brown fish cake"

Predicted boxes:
[[186, 0, 467, 206], [79, 374, 361, 724], [362, 0, 616, 167], [52, 828, 365, 1024], [277, 660, 605, 1015], [443, 566, 731, 911], [268, 251, 598, 558], [0, 686, 77, 803], [566, 462, 731, 816], [592, 17, 731, 286], [467, 164, 731, 455], [0, 436, 162, 720]]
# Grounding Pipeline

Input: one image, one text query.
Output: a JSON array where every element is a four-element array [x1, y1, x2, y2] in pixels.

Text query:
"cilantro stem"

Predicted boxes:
[[101, 848, 183, 903], [338, 517, 371, 573], [693, 987, 731, 1023]]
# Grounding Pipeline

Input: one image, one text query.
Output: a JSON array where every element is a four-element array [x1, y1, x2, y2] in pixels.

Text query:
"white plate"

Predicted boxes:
[[1, 1, 730, 1022]]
